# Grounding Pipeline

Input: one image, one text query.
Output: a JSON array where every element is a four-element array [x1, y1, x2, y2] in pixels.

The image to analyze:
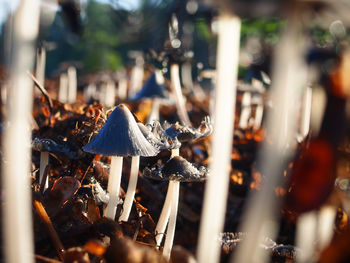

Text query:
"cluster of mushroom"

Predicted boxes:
[[81, 103, 211, 260]]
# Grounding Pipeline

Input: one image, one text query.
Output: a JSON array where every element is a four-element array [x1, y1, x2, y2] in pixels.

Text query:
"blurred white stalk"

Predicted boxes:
[[170, 64, 191, 126], [2, 0, 40, 262], [317, 206, 336, 252], [84, 83, 97, 103], [296, 211, 317, 263], [104, 80, 116, 107], [34, 46, 46, 96], [299, 86, 312, 140], [67, 66, 77, 104], [58, 73, 68, 103], [232, 7, 307, 263], [238, 92, 252, 129], [117, 70, 128, 101], [197, 14, 240, 263], [253, 96, 264, 130], [128, 55, 144, 98]]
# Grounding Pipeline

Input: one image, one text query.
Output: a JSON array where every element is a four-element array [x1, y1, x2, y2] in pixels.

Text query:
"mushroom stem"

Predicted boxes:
[[67, 66, 77, 104], [104, 156, 123, 220], [39, 151, 49, 190], [119, 155, 140, 222], [171, 148, 179, 158], [155, 180, 176, 247], [197, 14, 240, 263], [253, 97, 264, 130], [58, 73, 68, 103], [170, 64, 191, 126], [238, 92, 252, 129], [162, 180, 180, 261], [3, 1, 40, 262], [155, 148, 180, 248], [147, 98, 160, 124], [300, 86, 312, 139]]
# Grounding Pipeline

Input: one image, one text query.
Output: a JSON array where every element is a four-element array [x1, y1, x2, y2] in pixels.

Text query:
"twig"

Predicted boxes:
[[33, 200, 65, 261], [27, 70, 53, 116], [40, 164, 50, 194]]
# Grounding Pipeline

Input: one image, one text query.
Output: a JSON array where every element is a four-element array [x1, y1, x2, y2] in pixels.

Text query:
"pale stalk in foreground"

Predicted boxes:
[[119, 156, 140, 222], [104, 156, 123, 220], [3, 0, 40, 262], [232, 6, 307, 263], [197, 14, 240, 263]]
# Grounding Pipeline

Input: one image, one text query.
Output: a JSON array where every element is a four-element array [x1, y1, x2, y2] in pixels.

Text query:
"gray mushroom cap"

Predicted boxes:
[[150, 116, 212, 144], [131, 72, 169, 100], [83, 104, 160, 157], [32, 138, 81, 159], [143, 156, 208, 182], [137, 122, 176, 150]]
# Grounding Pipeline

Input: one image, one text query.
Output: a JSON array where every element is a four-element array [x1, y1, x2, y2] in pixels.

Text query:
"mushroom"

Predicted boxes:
[[118, 122, 179, 223], [131, 70, 170, 123], [144, 156, 208, 260], [83, 104, 159, 220], [32, 138, 82, 191], [147, 117, 211, 250]]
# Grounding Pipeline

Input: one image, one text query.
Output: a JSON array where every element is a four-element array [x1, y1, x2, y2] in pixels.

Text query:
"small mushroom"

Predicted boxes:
[[83, 104, 159, 220], [143, 156, 208, 260], [132, 71, 170, 124], [147, 117, 211, 248], [32, 138, 81, 191]]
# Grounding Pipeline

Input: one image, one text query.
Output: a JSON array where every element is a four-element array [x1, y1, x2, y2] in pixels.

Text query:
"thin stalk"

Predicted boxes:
[[104, 80, 116, 108], [27, 71, 53, 117], [147, 98, 160, 124], [253, 98, 264, 130], [181, 61, 194, 92], [197, 14, 240, 263], [129, 56, 144, 98], [300, 86, 312, 139], [33, 200, 65, 261], [162, 180, 180, 261], [34, 46, 45, 96], [232, 6, 307, 263], [117, 70, 128, 101], [119, 155, 140, 222], [155, 148, 180, 248], [104, 156, 123, 220], [67, 66, 77, 104], [2, 0, 40, 262], [317, 206, 336, 253], [58, 73, 68, 103], [296, 211, 317, 263], [238, 92, 252, 129], [155, 180, 176, 247], [170, 64, 191, 126], [39, 151, 49, 190]]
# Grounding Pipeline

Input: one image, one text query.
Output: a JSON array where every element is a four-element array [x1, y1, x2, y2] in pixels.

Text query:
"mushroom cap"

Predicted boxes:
[[83, 104, 160, 157], [32, 138, 81, 159], [143, 156, 208, 182], [131, 72, 168, 100], [162, 116, 212, 143], [137, 122, 176, 150]]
